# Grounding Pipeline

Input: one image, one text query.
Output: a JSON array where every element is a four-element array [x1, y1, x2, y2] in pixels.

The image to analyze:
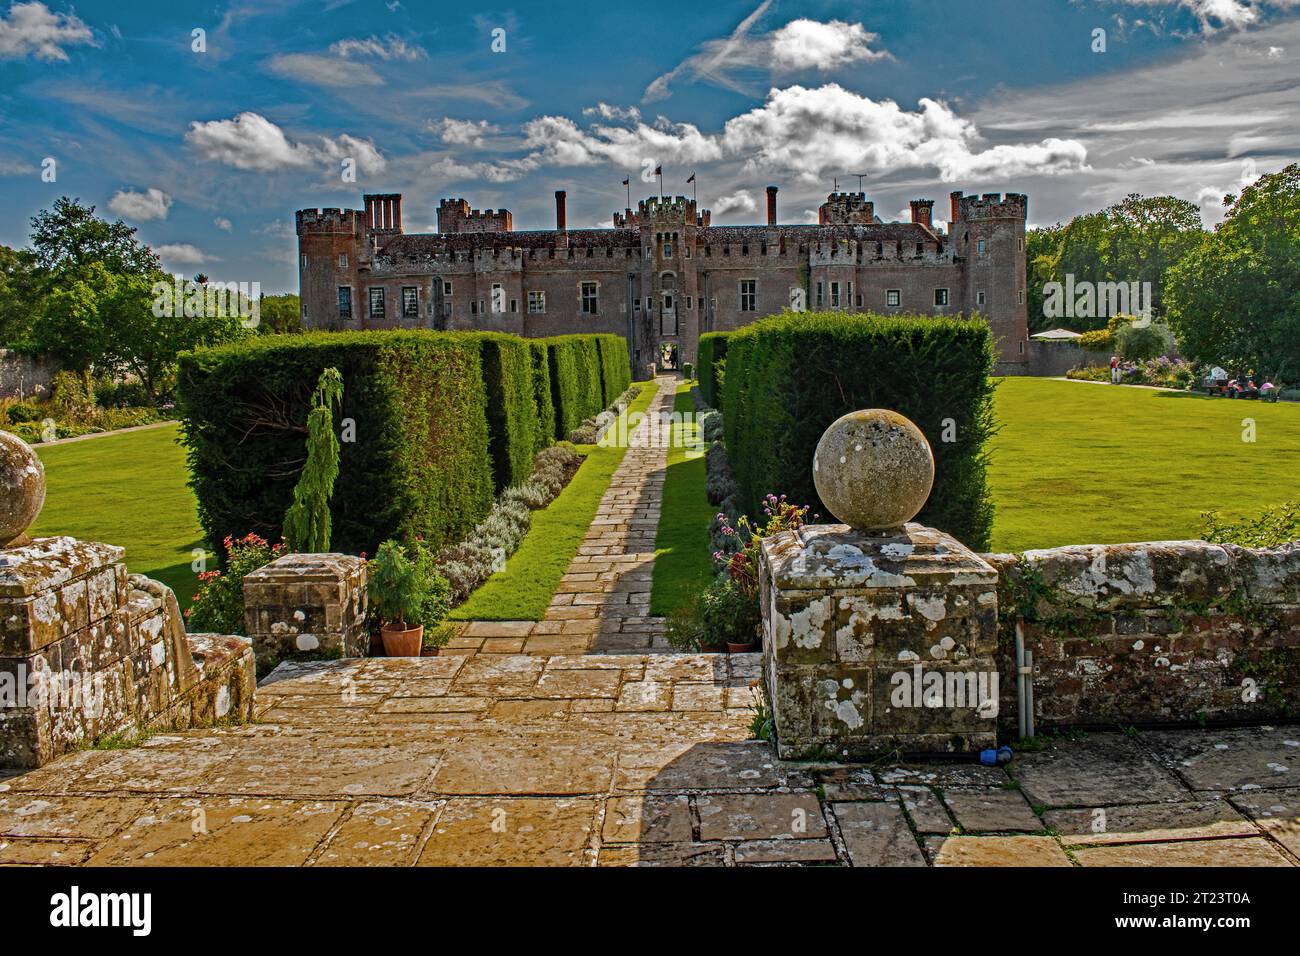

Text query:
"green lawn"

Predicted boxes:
[[649, 383, 716, 615], [451, 382, 659, 621], [28, 423, 207, 607], [988, 378, 1300, 552]]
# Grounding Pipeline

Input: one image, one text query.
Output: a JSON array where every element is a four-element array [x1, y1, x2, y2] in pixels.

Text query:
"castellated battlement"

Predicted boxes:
[[953, 191, 1028, 222], [437, 198, 513, 234], [296, 207, 364, 236], [818, 192, 877, 226]]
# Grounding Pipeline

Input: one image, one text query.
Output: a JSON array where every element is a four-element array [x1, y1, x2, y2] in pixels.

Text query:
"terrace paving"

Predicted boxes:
[[2, 655, 1297, 867]]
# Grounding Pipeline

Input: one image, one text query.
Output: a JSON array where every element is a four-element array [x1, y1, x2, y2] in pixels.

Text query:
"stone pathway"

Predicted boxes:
[[452, 376, 676, 657], [2, 654, 1297, 866]]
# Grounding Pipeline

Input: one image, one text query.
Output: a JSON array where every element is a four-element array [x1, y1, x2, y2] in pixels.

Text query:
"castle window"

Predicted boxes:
[[491, 283, 504, 314], [510, 299, 518, 313], [830, 282, 840, 307], [301, 254, 309, 270], [685, 246, 691, 258], [760, 243, 767, 256], [368, 287, 385, 318], [443, 281, 453, 296], [1019, 340, 1025, 354], [664, 294, 674, 311], [816, 282, 824, 308], [1018, 238, 1024, 252], [723, 246, 730, 256], [581, 282, 599, 314], [739, 279, 757, 312], [339, 254, 348, 269], [977, 291, 986, 306], [934, 288, 949, 307], [915, 242, 923, 256], [402, 287, 419, 318], [338, 287, 352, 318], [886, 289, 901, 308], [528, 291, 546, 313], [586, 248, 593, 258], [633, 297, 640, 312], [471, 301, 477, 315], [742, 245, 748, 256], [875, 243, 883, 257], [977, 238, 987, 255], [663, 242, 672, 257], [686, 295, 693, 310], [856, 294, 863, 308]]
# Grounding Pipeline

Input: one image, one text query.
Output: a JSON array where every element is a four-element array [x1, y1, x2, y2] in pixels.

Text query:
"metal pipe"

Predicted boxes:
[[1025, 647, 1035, 739], [1015, 616, 1027, 740]]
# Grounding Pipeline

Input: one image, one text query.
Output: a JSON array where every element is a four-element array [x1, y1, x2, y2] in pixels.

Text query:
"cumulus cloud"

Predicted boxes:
[[107, 187, 172, 222], [154, 243, 211, 265], [330, 34, 425, 60], [214, 216, 232, 231], [720, 85, 1088, 183], [522, 114, 723, 168], [0, 157, 36, 175], [185, 112, 386, 175], [430, 118, 500, 147], [712, 190, 757, 216], [1120, 0, 1300, 32], [0, 1, 94, 61], [644, 1, 887, 101], [429, 155, 539, 183]]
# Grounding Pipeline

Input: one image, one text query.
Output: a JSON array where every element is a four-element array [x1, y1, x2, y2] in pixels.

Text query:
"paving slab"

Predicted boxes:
[[942, 787, 1044, 833], [835, 800, 926, 867], [926, 835, 1073, 867], [1074, 837, 1293, 867], [1227, 791, 1300, 858], [697, 791, 826, 841], [1046, 800, 1257, 846], [1142, 726, 1300, 793], [417, 797, 596, 866], [311, 800, 439, 867], [1013, 734, 1190, 807]]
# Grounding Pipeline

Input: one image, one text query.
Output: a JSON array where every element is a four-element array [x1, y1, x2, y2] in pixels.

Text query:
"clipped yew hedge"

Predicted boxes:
[[722, 312, 997, 549], [477, 333, 540, 492], [546, 337, 582, 441], [529, 340, 556, 454], [177, 331, 495, 558], [698, 332, 730, 408], [595, 334, 632, 406]]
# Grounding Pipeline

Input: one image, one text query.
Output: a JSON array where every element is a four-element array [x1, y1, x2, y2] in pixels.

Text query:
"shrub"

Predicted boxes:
[[50, 370, 93, 413], [1202, 500, 1300, 548], [721, 311, 997, 550], [699, 575, 761, 646], [595, 334, 632, 406], [568, 335, 603, 422], [186, 533, 284, 634], [665, 600, 708, 652], [529, 340, 555, 455], [1117, 322, 1174, 362], [697, 332, 730, 408], [1077, 329, 1113, 352], [705, 440, 738, 504], [682, 362, 694, 381], [547, 337, 582, 440], [478, 333, 539, 492], [6, 401, 39, 423], [700, 409, 723, 443], [368, 540, 425, 629], [282, 367, 343, 553], [177, 330, 495, 560]]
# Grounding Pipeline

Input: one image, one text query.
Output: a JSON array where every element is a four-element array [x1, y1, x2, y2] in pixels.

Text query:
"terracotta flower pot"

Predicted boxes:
[[726, 640, 756, 654], [381, 623, 424, 657], [698, 641, 726, 653]]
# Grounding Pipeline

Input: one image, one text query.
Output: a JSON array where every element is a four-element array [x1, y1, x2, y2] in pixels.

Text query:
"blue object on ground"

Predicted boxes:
[[979, 748, 998, 766], [997, 745, 1014, 765]]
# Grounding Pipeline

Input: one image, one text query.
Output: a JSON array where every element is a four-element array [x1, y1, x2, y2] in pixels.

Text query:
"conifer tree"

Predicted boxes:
[[283, 367, 343, 552]]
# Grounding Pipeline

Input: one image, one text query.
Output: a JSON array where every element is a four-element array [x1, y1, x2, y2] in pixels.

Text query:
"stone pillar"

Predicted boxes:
[[242, 553, 368, 662], [759, 523, 999, 758], [757, 407, 1000, 759]]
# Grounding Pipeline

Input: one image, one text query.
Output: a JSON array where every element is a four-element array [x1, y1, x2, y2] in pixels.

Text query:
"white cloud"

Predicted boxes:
[[154, 243, 211, 265], [644, 2, 887, 101], [522, 114, 723, 168], [107, 186, 172, 222], [0, 157, 36, 175], [713, 190, 757, 216], [1119, 0, 1300, 32], [0, 1, 94, 61], [430, 118, 500, 147], [267, 53, 382, 87], [429, 155, 539, 184], [185, 112, 386, 175], [720, 85, 1088, 183], [214, 216, 232, 231], [330, 34, 425, 60]]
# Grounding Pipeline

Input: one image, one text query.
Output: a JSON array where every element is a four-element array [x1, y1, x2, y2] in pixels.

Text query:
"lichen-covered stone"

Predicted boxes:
[[759, 523, 998, 758], [243, 552, 368, 663], [812, 409, 934, 530], [0, 537, 255, 769], [0, 430, 44, 547]]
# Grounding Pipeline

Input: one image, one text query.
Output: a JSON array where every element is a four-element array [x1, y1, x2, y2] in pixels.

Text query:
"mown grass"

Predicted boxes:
[[988, 377, 1300, 552], [649, 383, 716, 616], [450, 382, 659, 620], [28, 423, 206, 607]]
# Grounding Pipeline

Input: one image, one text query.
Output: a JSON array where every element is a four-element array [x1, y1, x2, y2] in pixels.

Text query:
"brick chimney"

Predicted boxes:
[[949, 191, 963, 226], [766, 185, 778, 226], [909, 199, 934, 231], [555, 190, 567, 232], [363, 194, 402, 234]]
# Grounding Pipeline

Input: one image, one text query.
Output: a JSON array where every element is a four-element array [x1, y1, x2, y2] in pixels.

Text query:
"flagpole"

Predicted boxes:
[[658, 168, 663, 200]]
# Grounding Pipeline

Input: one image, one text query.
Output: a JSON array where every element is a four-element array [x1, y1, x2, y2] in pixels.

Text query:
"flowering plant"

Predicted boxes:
[[186, 533, 285, 635], [713, 493, 814, 599]]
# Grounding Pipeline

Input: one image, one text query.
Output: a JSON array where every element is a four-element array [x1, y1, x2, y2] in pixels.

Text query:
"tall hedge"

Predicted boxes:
[[722, 312, 997, 549], [595, 333, 632, 405], [176, 331, 495, 559], [529, 340, 556, 454], [547, 337, 582, 440], [569, 335, 603, 421], [476, 333, 540, 492], [698, 332, 730, 408]]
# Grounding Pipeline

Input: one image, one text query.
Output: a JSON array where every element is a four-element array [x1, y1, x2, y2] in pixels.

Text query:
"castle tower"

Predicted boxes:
[[636, 196, 703, 377], [951, 191, 1029, 370], [295, 207, 365, 330]]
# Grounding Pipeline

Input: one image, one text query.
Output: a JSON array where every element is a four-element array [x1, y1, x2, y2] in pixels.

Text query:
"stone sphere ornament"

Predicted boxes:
[[0, 429, 46, 548], [812, 409, 934, 531]]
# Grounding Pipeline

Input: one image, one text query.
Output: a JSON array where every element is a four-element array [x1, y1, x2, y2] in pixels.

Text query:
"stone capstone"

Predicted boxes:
[[0, 430, 45, 547], [243, 552, 369, 662], [812, 409, 934, 531]]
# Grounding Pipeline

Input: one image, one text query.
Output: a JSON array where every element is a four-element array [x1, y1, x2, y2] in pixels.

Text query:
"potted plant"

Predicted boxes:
[[701, 576, 760, 653], [368, 540, 425, 657]]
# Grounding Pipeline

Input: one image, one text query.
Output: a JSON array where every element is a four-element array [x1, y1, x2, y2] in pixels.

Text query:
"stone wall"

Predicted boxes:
[[0, 536, 255, 768], [986, 541, 1300, 730], [1025, 339, 1104, 378], [243, 552, 369, 664], [0, 350, 57, 400]]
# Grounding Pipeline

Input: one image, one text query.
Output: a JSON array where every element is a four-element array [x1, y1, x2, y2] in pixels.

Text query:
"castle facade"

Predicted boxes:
[[296, 186, 1029, 378]]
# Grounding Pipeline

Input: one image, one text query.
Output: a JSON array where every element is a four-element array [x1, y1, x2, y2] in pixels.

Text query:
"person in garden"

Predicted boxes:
[[1110, 354, 1120, 384]]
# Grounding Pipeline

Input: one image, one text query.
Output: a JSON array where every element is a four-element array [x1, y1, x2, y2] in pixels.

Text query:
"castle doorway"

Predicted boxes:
[[659, 342, 679, 371]]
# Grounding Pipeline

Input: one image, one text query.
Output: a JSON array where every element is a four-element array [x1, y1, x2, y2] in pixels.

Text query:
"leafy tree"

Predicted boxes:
[[0, 245, 43, 347], [258, 293, 302, 334], [1165, 164, 1300, 381], [29, 197, 160, 277], [1116, 322, 1173, 362], [283, 367, 344, 553]]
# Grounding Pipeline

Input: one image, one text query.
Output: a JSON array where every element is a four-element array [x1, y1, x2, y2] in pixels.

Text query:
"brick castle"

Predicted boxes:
[[296, 186, 1029, 378]]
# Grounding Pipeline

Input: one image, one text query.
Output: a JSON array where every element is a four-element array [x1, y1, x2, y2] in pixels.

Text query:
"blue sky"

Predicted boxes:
[[1, 0, 1298, 292]]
